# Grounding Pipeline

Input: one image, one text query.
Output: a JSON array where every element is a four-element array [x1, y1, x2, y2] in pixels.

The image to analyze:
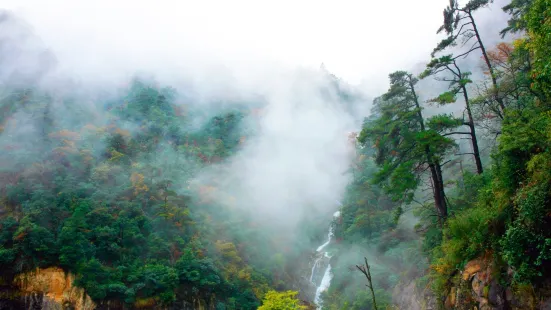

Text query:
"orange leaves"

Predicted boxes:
[[486, 42, 515, 72], [130, 172, 149, 195], [49, 130, 81, 157], [14, 231, 27, 241], [49, 129, 80, 140], [114, 128, 130, 137]]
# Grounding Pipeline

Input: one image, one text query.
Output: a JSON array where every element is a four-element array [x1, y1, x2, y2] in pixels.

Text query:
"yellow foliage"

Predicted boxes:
[[109, 150, 125, 162], [134, 298, 155, 308], [238, 268, 252, 281], [92, 164, 111, 182], [258, 290, 306, 310], [130, 172, 149, 195], [253, 283, 271, 299]]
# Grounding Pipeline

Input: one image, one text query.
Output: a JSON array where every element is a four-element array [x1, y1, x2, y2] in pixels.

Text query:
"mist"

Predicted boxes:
[[0, 5, 364, 253], [0, 0, 520, 307]]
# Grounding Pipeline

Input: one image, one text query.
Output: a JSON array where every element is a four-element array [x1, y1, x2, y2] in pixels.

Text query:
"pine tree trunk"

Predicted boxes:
[[469, 12, 505, 113], [429, 162, 447, 221], [461, 86, 484, 174], [409, 75, 448, 221]]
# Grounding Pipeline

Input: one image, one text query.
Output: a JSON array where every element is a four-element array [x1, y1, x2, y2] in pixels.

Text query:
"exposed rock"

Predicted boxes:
[[462, 259, 483, 281], [13, 267, 95, 310], [445, 256, 542, 310], [393, 279, 436, 310], [444, 286, 456, 309]]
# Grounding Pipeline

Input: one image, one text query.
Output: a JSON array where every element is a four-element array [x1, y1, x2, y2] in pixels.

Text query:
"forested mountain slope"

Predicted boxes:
[[0, 10, 364, 310]]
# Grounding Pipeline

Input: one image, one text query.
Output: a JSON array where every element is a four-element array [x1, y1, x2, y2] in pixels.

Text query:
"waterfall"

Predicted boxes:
[[310, 206, 341, 309]]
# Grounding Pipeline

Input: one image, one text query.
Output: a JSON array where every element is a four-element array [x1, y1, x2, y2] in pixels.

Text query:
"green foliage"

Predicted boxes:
[[0, 79, 277, 308], [257, 290, 306, 310], [440, 204, 498, 269], [501, 0, 534, 36], [2, 1, 551, 308], [525, 0, 551, 99], [359, 71, 455, 207], [426, 114, 463, 132]]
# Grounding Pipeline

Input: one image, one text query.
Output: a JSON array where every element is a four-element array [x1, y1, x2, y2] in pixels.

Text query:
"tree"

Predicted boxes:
[[524, 0, 551, 100], [500, 0, 534, 37], [257, 290, 306, 310], [434, 0, 506, 113], [356, 257, 378, 310], [421, 55, 484, 174], [358, 71, 456, 222]]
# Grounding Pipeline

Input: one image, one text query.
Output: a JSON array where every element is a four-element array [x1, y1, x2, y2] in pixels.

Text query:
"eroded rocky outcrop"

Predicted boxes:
[[393, 279, 436, 310], [0, 267, 95, 310], [0, 267, 227, 310], [444, 257, 551, 310]]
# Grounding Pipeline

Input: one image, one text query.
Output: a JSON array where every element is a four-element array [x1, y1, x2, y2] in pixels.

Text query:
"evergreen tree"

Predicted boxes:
[[358, 71, 456, 222], [434, 0, 506, 113], [420, 55, 484, 174]]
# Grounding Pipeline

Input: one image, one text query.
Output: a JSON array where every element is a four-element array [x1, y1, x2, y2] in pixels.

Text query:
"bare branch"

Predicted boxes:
[[452, 45, 481, 60], [442, 131, 472, 136]]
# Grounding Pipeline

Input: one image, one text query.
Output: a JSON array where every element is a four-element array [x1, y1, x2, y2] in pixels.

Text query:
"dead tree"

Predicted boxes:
[[356, 257, 378, 310]]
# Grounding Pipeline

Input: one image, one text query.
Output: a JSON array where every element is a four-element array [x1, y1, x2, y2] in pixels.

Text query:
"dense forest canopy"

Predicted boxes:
[[0, 0, 551, 309]]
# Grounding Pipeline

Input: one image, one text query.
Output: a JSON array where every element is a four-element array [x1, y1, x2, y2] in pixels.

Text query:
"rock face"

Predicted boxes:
[[0, 267, 222, 310], [444, 257, 543, 310], [0, 267, 95, 310], [393, 280, 436, 310]]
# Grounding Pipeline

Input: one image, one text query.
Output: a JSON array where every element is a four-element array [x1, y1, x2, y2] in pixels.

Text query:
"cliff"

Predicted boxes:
[[0, 267, 95, 310], [444, 256, 551, 310], [0, 267, 222, 310]]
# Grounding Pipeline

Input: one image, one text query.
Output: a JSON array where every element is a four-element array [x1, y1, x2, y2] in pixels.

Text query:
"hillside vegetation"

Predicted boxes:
[[1, 0, 551, 309]]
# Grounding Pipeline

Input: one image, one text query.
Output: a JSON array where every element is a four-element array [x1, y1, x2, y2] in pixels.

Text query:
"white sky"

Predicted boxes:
[[1, 0, 509, 93]]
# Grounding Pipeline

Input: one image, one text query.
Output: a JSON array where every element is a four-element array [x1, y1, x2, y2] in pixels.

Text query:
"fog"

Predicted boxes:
[[0, 0, 516, 304], [2, 0, 452, 91]]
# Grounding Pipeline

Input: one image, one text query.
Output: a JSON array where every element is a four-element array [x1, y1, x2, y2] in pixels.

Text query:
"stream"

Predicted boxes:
[[310, 202, 342, 309]]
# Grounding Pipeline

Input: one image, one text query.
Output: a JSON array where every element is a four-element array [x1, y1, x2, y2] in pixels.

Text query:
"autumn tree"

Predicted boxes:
[[257, 290, 306, 310], [485, 42, 542, 107]]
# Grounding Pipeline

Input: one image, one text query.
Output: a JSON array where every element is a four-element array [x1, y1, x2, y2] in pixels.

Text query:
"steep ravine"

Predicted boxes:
[[309, 207, 341, 309]]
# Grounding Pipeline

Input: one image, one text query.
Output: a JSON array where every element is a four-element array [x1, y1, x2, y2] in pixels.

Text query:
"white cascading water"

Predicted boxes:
[[311, 202, 342, 309]]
